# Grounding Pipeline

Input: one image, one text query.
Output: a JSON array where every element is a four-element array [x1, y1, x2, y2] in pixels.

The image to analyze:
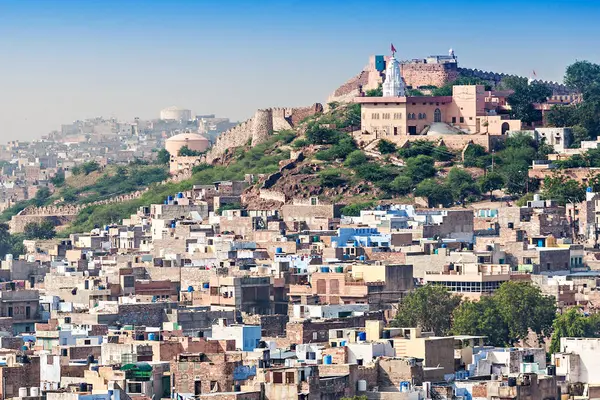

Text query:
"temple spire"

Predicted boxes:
[[382, 46, 406, 97]]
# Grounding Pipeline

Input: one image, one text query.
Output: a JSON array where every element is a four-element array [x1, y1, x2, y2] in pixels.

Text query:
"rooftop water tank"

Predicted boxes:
[[202, 282, 210, 289], [187, 285, 195, 292], [30, 387, 40, 397], [275, 247, 283, 254], [357, 331, 367, 341], [323, 355, 332, 365], [148, 333, 157, 341], [357, 380, 367, 392], [18, 388, 28, 398], [177, 192, 184, 198]]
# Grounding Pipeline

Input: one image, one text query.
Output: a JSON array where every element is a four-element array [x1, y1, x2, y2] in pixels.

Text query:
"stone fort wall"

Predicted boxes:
[[328, 55, 575, 103], [206, 104, 322, 163], [401, 62, 459, 88]]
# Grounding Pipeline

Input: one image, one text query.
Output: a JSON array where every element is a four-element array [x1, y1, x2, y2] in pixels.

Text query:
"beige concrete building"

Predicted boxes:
[[356, 84, 521, 150]]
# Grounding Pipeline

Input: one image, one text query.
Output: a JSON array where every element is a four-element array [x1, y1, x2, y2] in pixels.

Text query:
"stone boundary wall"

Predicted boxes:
[[458, 67, 575, 95], [206, 105, 322, 163]]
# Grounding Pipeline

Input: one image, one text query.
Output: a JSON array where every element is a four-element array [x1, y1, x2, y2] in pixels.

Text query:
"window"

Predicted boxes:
[[307, 352, 316, 360], [452, 117, 456, 123], [273, 372, 283, 384], [394, 127, 398, 135], [84, 339, 91, 345], [210, 381, 218, 391], [127, 383, 142, 394], [408, 126, 417, 135], [7, 307, 12, 317], [393, 112, 402, 119], [382, 113, 390, 120], [434, 108, 442, 123], [313, 332, 318, 340], [194, 381, 202, 395], [371, 113, 380, 120], [286, 372, 295, 384], [460, 117, 465, 123], [47, 357, 54, 366]]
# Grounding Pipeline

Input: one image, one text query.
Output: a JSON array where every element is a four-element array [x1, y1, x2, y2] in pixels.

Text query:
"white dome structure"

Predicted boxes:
[[165, 132, 210, 155], [160, 106, 192, 121]]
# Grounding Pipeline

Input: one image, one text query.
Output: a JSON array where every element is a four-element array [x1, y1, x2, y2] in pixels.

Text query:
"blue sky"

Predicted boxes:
[[0, 0, 599, 140]]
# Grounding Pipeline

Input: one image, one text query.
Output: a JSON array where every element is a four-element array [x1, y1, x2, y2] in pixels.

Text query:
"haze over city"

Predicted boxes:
[[1, 0, 599, 140]]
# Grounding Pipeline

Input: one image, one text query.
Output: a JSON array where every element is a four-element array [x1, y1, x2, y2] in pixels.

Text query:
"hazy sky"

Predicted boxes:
[[1, 0, 599, 141]]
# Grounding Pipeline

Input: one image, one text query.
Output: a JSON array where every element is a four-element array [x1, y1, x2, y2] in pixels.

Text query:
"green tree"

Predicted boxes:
[[452, 297, 510, 347], [503, 164, 530, 196], [50, 170, 66, 187], [546, 105, 577, 127], [33, 187, 51, 207], [542, 173, 586, 205], [24, 220, 56, 240], [340, 202, 375, 217], [341, 396, 368, 400], [81, 161, 100, 175], [156, 149, 171, 164], [446, 167, 479, 204], [178, 145, 203, 157], [564, 60, 600, 93], [414, 179, 454, 208], [306, 126, 340, 145], [319, 169, 345, 187], [389, 175, 413, 196], [478, 172, 505, 198], [365, 84, 383, 97], [549, 308, 600, 354], [391, 284, 461, 335], [494, 282, 556, 344], [377, 139, 397, 154], [344, 150, 368, 168], [571, 126, 591, 148], [462, 144, 489, 168], [506, 80, 552, 124], [405, 155, 436, 183]]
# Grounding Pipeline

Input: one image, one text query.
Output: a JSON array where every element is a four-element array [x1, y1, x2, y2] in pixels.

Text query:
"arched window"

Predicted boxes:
[[434, 108, 442, 123]]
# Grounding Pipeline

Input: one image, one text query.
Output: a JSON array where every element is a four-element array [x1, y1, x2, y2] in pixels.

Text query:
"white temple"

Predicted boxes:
[[382, 55, 406, 97]]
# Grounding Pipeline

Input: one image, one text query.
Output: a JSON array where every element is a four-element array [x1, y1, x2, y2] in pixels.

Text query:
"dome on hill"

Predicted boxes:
[[165, 132, 210, 155]]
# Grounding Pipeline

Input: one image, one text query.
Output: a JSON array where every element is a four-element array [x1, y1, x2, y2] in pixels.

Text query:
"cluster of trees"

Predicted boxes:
[[501, 76, 552, 124], [23, 220, 56, 240], [393, 282, 556, 347], [59, 165, 169, 205], [0, 223, 24, 258], [71, 161, 100, 176], [547, 61, 600, 146]]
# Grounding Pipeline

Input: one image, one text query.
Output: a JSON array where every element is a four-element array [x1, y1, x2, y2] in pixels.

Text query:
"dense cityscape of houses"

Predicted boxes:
[[0, 109, 234, 212], [2, 175, 600, 399], [3, 50, 600, 400]]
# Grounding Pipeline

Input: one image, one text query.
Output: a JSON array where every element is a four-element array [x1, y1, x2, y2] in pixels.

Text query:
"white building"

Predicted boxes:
[[160, 106, 192, 122], [554, 337, 600, 384]]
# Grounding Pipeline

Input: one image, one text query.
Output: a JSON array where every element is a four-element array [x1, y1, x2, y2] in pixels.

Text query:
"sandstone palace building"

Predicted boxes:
[[354, 51, 522, 151]]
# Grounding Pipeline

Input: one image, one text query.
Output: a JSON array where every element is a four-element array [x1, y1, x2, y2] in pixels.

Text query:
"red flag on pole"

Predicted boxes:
[[391, 43, 397, 54]]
